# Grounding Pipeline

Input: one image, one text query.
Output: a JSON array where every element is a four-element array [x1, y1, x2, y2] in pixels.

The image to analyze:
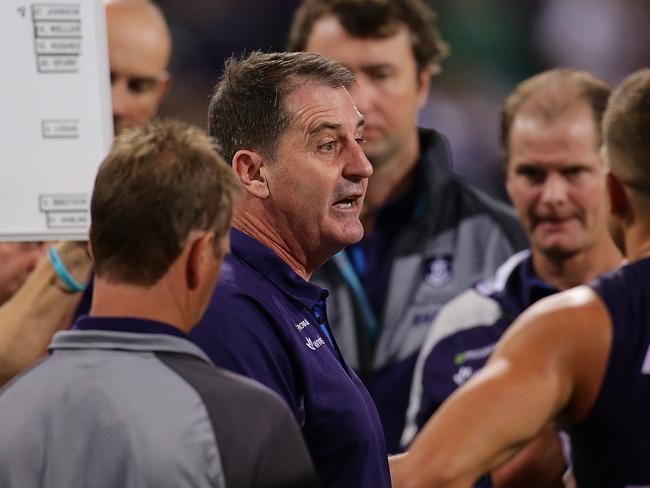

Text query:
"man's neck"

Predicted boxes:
[[361, 129, 420, 234], [90, 278, 191, 333], [232, 210, 312, 281], [532, 236, 623, 291], [620, 223, 650, 263]]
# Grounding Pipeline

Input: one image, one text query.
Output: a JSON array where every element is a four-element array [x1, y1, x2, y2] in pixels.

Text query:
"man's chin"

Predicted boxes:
[[534, 238, 587, 259], [329, 225, 365, 249]]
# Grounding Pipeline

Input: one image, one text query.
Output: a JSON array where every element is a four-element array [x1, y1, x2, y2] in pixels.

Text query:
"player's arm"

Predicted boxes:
[[389, 286, 611, 488], [0, 242, 45, 305], [0, 241, 91, 386], [490, 423, 566, 488]]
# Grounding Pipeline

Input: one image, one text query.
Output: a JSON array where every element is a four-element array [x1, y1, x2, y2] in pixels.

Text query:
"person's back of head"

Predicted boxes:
[[603, 69, 650, 192], [603, 69, 650, 254], [91, 119, 239, 287]]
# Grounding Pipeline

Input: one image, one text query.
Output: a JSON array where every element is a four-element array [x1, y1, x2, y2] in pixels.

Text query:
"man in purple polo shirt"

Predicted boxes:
[[190, 51, 391, 488]]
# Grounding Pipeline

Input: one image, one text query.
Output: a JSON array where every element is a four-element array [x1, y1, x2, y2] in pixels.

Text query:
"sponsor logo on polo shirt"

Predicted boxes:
[[453, 366, 473, 386], [453, 343, 497, 365], [294, 318, 309, 332], [306, 336, 326, 351]]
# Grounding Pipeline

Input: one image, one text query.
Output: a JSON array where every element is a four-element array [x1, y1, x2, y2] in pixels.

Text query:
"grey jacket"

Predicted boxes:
[[0, 317, 317, 488]]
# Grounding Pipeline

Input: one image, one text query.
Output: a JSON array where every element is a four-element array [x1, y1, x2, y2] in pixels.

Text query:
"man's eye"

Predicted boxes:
[[127, 77, 158, 94], [367, 68, 392, 81], [320, 141, 338, 152], [356, 137, 367, 145], [518, 168, 545, 183], [564, 167, 585, 178]]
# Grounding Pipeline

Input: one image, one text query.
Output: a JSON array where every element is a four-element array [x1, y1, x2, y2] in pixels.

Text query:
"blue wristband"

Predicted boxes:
[[48, 246, 87, 292]]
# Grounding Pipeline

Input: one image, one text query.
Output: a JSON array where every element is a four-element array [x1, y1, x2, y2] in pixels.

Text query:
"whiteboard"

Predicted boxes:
[[0, 0, 113, 241]]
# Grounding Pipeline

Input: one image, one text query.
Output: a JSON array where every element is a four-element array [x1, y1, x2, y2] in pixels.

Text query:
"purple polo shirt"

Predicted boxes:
[[190, 229, 391, 488]]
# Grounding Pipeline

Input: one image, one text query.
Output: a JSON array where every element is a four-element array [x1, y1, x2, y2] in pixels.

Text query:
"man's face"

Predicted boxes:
[[304, 16, 429, 168], [264, 83, 372, 262], [106, 5, 170, 132], [506, 102, 607, 258]]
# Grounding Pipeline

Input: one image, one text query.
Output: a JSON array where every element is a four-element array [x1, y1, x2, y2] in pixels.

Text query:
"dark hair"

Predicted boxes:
[[604, 68, 650, 194], [208, 50, 355, 164], [287, 0, 448, 75], [500, 68, 611, 159], [90, 119, 240, 286]]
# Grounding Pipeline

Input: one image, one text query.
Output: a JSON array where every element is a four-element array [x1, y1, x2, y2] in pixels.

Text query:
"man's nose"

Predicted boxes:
[[344, 140, 373, 180], [540, 172, 569, 205]]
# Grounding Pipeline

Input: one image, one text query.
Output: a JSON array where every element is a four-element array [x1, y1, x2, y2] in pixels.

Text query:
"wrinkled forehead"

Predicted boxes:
[[283, 82, 363, 134]]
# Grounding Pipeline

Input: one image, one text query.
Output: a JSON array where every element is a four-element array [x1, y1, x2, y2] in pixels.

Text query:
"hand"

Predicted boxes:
[[0, 242, 47, 304]]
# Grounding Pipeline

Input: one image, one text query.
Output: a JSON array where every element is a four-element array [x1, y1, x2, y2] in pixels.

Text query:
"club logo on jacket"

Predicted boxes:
[[424, 255, 453, 288]]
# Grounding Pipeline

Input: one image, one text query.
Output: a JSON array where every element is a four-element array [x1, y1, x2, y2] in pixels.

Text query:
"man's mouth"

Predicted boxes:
[[534, 216, 577, 229], [333, 197, 358, 209]]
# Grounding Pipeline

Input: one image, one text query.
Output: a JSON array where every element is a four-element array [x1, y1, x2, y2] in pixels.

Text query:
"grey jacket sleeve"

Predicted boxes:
[[157, 352, 319, 488]]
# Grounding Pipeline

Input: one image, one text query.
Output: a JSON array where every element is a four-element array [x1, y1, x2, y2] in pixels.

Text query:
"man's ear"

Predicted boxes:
[[416, 65, 432, 110], [155, 71, 171, 104], [186, 232, 214, 291], [232, 149, 270, 199], [606, 171, 631, 221]]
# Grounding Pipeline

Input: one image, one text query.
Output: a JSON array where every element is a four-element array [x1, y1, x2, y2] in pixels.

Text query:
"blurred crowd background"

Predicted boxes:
[[156, 0, 650, 201]]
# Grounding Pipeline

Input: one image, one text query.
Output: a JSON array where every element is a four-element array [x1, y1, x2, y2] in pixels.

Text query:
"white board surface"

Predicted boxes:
[[0, 0, 113, 241]]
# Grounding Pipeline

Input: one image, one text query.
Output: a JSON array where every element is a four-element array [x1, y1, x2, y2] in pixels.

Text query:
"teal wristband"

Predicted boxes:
[[48, 246, 87, 293]]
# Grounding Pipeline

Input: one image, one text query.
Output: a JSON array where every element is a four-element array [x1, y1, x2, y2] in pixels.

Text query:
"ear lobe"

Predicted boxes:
[[606, 172, 629, 220], [232, 150, 270, 199], [186, 232, 214, 291]]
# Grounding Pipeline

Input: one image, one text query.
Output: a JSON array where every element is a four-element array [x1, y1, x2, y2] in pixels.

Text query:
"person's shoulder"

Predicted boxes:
[[209, 365, 288, 407], [158, 351, 289, 413], [506, 285, 609, 348], [526, 285, 602, 319], [429, 288, 502, 340]]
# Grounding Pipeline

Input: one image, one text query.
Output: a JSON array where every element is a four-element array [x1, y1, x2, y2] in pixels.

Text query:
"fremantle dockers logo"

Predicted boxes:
[[424, 255, 453, 288]]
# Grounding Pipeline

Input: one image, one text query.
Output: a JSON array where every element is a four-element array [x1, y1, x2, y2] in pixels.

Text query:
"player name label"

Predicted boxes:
[[40, 194, 88, 211], [47, 211, 88, 228], [32, 4, 81, 19]]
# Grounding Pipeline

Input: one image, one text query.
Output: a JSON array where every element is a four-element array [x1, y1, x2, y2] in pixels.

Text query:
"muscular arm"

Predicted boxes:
[[0, 241, 91, 386], [491, 424, 566, 488], [390, 286, 611, 488]]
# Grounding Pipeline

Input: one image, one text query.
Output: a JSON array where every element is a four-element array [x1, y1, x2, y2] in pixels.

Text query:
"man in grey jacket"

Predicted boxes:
[[0, 120, 317, 488]]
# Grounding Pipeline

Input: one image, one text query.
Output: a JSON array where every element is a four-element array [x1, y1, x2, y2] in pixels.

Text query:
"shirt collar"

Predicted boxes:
[[72, 315, 188, 340], [230, 228, 327, 310], [490, 251, 557, 315]]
